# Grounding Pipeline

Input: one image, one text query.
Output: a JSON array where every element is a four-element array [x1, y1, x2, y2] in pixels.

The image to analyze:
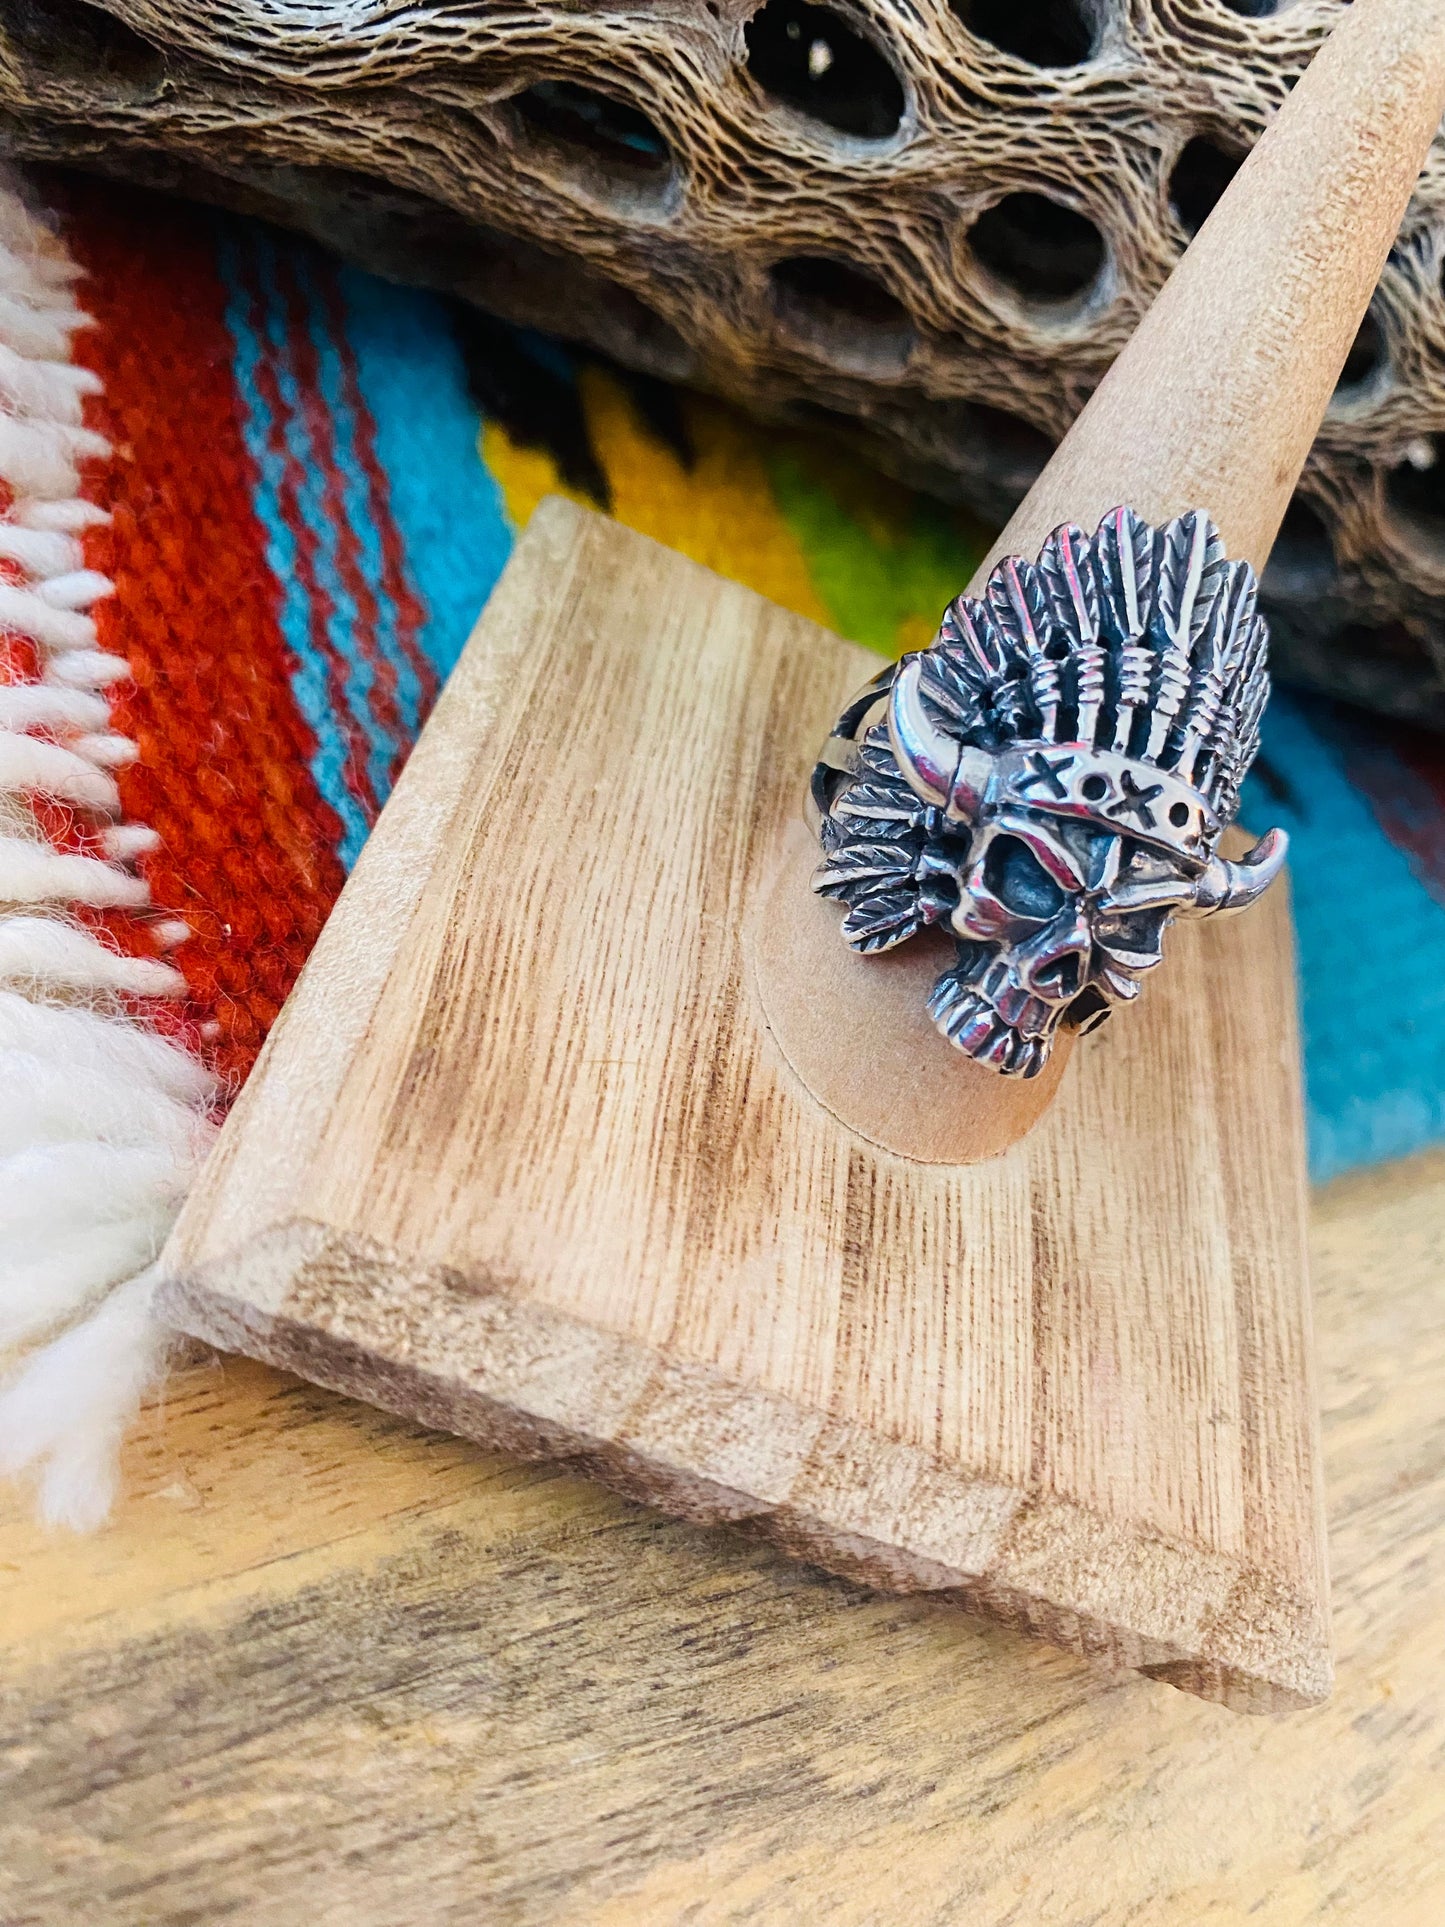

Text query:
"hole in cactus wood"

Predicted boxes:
[[951, 0, 1096, 67], [1219, 0, 1283, 15], [1170, 136, 1246, 237], [5, 0, 165, 92], [511, 82, 675, 190], [1262, 497, 1336, 601], [968, 194, 1106, 307], [1336, 309, 1387, 397], [746, 0, 906, 140], [770, 256, 916, 372]]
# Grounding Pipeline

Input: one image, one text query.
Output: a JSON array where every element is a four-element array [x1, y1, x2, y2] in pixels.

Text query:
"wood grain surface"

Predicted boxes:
[[154, 500, 1323, 1711], [2, 1146, 1442, 1924]]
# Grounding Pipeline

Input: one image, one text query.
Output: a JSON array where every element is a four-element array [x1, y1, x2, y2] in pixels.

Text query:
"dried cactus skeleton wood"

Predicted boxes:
[[5, 0, 1445, 724]]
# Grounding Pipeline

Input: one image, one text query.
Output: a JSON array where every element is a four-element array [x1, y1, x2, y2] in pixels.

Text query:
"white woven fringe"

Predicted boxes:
[[0, 170, 215, 1529]]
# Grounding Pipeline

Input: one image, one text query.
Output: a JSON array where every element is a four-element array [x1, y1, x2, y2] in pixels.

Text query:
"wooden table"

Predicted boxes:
[[3, 1149, 1443, 1924]]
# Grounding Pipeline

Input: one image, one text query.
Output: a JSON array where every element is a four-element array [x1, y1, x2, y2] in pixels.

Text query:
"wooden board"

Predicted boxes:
[[154, 497, 1326, 1711], [5, 1148, 1442, 1924]]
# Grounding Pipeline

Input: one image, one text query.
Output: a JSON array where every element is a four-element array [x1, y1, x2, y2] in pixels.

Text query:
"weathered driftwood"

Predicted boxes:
[[6, 0, 1445, 724]]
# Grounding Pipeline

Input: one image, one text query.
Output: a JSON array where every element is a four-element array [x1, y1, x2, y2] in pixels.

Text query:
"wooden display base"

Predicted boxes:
[[156, 500, 1329, 1712]]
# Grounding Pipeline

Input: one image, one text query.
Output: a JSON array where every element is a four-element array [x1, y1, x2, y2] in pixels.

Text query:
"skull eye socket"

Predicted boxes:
[[1096, 908, 1166, 952], [983, 835, 1067, 919]]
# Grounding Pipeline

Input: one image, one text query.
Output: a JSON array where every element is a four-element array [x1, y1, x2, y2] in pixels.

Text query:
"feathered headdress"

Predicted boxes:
[[815, 505, 1286, 963], [898, 505, 1268, 827]]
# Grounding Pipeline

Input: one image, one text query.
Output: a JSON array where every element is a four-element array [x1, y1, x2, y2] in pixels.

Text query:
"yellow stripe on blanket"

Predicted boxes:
[[483, 369, 830, 630], [483, 368, 992, 660]]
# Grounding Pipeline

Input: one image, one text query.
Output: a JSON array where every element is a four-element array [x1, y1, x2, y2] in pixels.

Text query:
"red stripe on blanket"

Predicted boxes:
[[231, 246, 380, 829], [275, 248, 397, 811], [57, 179, 348, 1093]]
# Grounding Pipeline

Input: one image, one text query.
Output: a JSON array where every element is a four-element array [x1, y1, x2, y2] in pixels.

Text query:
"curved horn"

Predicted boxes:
[[888, 655, 959, 810], [1182, 826, 1290, 919]]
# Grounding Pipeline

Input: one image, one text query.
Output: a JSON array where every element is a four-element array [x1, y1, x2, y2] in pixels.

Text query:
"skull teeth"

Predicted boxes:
[[978, 1027, 1014, 1070], [929, 970, 1056, 1078], [927, 975, 967, 1021], [939, 985, 971, 1025], [959, 1010, 1000, 1055], [927, 987, 993, 1054], [1012, 1036, 1044, 1079], [972, 959, 1050, 1037]]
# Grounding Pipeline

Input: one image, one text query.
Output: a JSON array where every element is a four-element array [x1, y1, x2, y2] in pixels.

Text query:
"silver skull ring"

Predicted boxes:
[[811, 505, 1287, 1079]]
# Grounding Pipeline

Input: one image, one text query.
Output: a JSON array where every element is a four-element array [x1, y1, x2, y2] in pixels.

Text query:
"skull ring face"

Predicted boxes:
[[921, 811, 1186, 1078], [811, 507, 1289, 1078]]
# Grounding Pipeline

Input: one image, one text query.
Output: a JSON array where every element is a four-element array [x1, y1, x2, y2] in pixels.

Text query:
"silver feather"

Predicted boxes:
[[986, 553, 1059, 740], [1177, 560, 1255, 787], [1094, 505, 1158, 752], [939, 594, 1007, 684], [1037, 520, 1104, 746], [1146, 510, 1225, 762]]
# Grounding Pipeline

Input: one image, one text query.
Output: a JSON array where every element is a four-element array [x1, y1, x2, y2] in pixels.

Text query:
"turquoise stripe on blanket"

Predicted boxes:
[[1246, 694, 1445, 1181], [218, 229, 376, 869], [336, 266, 514, 685]]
